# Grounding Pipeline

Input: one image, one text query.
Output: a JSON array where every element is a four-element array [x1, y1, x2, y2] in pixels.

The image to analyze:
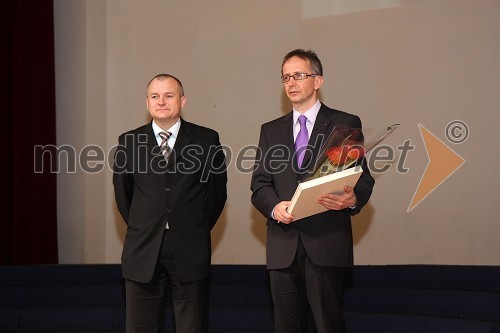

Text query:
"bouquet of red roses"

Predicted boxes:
[[306, 124, 399, 181]]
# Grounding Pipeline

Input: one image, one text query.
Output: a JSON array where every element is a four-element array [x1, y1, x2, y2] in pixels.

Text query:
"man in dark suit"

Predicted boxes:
[[251, 49, 375, 333], [113, 74, 227, 333]]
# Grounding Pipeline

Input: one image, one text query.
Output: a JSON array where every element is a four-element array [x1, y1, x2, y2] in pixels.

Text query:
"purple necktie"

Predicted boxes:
[[295, 115, 308, 167]]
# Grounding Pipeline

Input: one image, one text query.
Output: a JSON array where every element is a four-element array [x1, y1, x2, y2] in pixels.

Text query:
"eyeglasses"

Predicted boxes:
[[281, 73, 321, 83]]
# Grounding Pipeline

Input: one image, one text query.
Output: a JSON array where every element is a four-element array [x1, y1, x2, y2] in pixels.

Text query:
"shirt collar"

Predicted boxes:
[[293, 99, 321, 126], [152, 118, 181, 139]]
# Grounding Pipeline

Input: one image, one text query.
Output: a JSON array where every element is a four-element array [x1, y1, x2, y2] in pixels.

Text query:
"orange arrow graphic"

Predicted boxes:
[[408, 124, 465, 212]]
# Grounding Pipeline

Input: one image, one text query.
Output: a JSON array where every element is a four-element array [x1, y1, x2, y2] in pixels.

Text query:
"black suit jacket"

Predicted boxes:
[[113, 119, 227, 283], [251, 104, 375, 269]]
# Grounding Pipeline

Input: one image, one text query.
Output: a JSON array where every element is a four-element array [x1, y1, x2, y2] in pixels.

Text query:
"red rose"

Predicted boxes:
[[347, 147, 364, 160], [326, 146, 349, 166], [326, 145, 364, 166]]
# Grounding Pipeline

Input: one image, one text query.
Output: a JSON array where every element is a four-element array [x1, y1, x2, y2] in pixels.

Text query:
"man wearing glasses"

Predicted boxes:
[[251, 49, 375, 333]]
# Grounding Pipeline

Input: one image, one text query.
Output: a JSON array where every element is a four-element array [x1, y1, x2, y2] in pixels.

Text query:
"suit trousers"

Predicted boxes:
[[269, 237, 347, 333], [125, 231, 209, 333]]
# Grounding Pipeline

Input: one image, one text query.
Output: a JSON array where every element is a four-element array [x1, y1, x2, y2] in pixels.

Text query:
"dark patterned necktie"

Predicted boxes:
[[159, 131, 172, 162], [295, 115, 308, 167]]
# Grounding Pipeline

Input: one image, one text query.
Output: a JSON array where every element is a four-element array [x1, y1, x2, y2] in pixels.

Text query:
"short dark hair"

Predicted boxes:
[[282, 49, 323, 76], [146, 74, 184, 96]]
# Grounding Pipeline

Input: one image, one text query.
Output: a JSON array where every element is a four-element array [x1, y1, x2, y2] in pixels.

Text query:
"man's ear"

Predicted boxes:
[[314, 76, 324, 91], [181, 95, 187, 109]]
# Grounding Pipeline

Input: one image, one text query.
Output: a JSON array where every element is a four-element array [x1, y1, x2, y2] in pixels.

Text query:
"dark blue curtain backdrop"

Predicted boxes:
[[0, 0, 58, 264]]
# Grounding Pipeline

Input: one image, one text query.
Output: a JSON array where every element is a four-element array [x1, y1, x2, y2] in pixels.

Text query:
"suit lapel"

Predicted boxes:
[[169, 118, 192, 168], [132, 122, 170, 179], [278, 113, 298, 171], [145, 124, 161, 157], [280, 107, 338, 179], [299, 105, 338, 181], [143, 120, 191, 172]]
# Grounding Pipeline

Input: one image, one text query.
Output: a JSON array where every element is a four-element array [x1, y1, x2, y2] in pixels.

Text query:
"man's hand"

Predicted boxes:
[[272, 201, 294, 224], [317, 185, 357, 211]]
